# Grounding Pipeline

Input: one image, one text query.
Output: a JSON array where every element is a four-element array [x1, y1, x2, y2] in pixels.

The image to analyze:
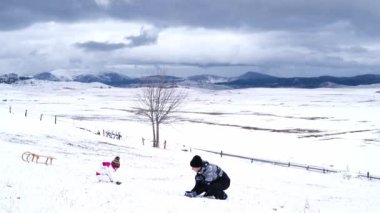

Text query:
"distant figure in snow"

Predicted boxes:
[[185, 155, 230, 200], [96, 156, 122, 185]]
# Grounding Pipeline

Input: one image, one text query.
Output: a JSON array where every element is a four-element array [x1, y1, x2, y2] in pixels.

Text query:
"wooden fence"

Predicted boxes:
[[358, 172, 380, 180], [192, 147, 380, 181]]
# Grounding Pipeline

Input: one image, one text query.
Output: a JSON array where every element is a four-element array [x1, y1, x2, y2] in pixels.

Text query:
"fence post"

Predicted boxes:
[[367, 171, 370, 179], [220, 150, 223, 158], [288, 162, 291, 167], [55, 115, 57, 124], [164, 140, 167, 149], [25, 109, 28, 117], [142, 137, 145, 146], [251, 159, 253, 163], [9, 106, 11, 114], [40, 114, 43, 121]]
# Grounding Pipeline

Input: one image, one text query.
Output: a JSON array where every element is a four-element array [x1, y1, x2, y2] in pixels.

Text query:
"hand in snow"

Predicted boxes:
[[184, 191, 197, 198]]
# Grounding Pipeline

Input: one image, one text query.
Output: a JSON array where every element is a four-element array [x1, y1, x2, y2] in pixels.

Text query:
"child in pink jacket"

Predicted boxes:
[[96, 156, 121, 185]]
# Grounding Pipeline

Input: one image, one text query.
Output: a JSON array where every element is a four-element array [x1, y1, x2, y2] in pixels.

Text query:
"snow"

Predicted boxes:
[[49, 69, 75, 81], [1, 81, 380, 212]]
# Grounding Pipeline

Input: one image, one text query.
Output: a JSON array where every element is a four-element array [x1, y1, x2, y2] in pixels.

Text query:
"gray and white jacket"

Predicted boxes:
[[195, 161, 224, 184]]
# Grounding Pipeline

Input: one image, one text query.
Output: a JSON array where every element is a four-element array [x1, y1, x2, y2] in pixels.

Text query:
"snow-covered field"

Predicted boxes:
[[1, 81, 380, 212]]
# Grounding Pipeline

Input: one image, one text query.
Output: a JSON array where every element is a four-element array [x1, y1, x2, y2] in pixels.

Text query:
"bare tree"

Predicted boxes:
[[135, 75, 187, 148]]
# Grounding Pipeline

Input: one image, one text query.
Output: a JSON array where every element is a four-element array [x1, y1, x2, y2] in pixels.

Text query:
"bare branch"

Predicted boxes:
[[134, 73, 187, 147]]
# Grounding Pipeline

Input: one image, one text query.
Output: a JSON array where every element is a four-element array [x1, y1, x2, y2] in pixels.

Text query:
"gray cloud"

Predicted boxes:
[[1, 0, 380, 77], [1, 0, 380, 36], [125, 27, 159, 48], [74, 28, 159, 52], [0, 0, 102, 30], [75, 41, 126, 51]]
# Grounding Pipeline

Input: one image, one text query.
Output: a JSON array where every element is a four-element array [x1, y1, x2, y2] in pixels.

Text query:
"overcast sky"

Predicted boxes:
[[1, 0, 380, 77]]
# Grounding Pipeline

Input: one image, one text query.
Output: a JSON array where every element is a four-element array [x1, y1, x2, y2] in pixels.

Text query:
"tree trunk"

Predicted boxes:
[[155, 122, 160, 148], [151, 120, 156, 147]]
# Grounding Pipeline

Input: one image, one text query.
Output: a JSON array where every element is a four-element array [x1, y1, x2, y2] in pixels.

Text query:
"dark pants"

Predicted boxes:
[[193, 173, 230, 199]]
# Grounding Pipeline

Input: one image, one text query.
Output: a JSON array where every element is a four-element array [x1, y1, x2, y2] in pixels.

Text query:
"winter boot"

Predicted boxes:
[[222, 192, 228, 200], [216, 192, 228, 200], [203, 192, 215, 199]]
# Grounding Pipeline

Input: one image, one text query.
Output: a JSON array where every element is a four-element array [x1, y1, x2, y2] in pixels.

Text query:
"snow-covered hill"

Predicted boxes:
[[33, 69, 75, 81], [2, 70, 379, 88], [187, 74, 230, 83], [1, 81, 380, 212]]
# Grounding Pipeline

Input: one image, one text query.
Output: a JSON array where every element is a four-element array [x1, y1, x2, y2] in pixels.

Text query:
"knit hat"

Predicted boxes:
[[111, 156, 120, 169], [190, 155, 203, 167]]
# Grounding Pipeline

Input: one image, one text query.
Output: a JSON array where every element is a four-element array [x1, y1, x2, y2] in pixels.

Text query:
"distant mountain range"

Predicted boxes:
[[0, 73, 31, 84], [1, 71, 380, 89], [219, 72, 380, 88]]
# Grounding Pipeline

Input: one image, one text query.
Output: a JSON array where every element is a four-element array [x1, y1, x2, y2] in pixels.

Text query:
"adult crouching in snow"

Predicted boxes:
[[185, 155, 230, 200], [96, 156, 122, 185]]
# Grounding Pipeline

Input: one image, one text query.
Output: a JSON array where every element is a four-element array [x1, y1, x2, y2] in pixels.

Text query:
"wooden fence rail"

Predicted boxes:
[[193, 147, 338, 173], [193, 147, 380, 181], [358, 172, 380, 180]]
